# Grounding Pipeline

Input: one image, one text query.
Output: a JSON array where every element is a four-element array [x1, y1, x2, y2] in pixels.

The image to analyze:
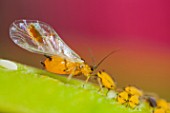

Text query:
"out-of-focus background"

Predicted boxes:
[[0, 0, 170, 100]]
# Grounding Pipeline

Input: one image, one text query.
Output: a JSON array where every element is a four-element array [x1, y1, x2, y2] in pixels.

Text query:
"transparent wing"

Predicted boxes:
[[9, 20, 83, 63]]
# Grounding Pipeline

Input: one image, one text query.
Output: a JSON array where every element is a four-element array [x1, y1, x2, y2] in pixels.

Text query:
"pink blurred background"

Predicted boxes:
[[0, 0, 170, 100]]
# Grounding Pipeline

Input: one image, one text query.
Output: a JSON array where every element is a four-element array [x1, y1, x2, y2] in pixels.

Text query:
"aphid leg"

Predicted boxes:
[[106, 88, 111, 96], [44, 55, 52, 61], [85, 76, 90, 83], [97, 77, 104, 92], [125, 102, 129, 107], [40, 61, 45, 67], [98, 86, 104, 92], [82, 76, 91, 88], [67, 74, 73, 81], [63, 59, 68, 71], [67, 67, 77, 81]]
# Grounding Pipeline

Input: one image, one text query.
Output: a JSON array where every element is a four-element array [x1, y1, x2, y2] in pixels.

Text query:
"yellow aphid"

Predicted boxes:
[[9, 19, 116, 87], [117, 91, 128, 104], [129, 95, 140, 108], [125, 86, 143, 96], [157, 99, 169, 110], [154, 108, 165, 113], [97, 71, 116, 90]]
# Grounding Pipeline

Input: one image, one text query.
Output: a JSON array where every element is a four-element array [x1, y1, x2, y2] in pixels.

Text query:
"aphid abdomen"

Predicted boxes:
[[44, 56, 69, 74], [44, 56, 81, 75]]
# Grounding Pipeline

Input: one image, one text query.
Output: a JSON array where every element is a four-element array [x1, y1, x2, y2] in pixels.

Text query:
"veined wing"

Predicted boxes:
[[9, 20, 83, 63]]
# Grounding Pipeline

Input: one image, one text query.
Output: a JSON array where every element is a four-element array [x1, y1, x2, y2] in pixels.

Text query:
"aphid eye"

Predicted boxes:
[[99, 71, 102, 74]]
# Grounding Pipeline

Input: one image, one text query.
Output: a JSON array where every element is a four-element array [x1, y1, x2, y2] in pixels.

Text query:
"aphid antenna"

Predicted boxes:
[[92, 49, 120, 70], [88, 47, 96, 66]]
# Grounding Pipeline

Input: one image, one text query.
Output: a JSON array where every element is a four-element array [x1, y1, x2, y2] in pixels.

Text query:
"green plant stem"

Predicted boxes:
[[0, 60, 151, 113]]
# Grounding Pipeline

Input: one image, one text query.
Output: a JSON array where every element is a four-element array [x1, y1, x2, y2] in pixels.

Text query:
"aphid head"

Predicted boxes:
[[80, 63, 93, 76]]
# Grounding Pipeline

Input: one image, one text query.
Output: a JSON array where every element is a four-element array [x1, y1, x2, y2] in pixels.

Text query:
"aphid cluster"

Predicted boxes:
[[117, 86, 143, 108], [9, 19, 169, 110]]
